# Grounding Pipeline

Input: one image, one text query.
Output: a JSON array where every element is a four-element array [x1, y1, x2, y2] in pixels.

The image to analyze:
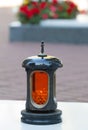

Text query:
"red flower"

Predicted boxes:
[[50, 5, 57, 12], [42, 14, 48, 19], [69, 2, 76, 9], [52, 0, 58, 5], [67, 8, 73, 15], [40, 2, 47, 9], [20, 5, 28, 14], [19, 5, 34, 18], [65, 1, 76, 10], [32, 8, 40, 15], [27, 10, 33, 18]]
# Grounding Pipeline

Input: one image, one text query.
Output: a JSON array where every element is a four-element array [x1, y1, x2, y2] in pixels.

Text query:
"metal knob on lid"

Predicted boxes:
[[38, 41, 47, 58]]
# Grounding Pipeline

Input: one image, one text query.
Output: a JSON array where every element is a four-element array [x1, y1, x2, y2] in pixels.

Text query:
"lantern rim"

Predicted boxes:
[[22, 55, 63, 69]]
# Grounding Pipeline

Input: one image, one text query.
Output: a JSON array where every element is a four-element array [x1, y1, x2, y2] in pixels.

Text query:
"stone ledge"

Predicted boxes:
[[9, 20, 88, 44]]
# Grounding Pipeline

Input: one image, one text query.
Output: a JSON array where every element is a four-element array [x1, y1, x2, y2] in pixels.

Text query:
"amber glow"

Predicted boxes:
[[31, 71, 48, 105]]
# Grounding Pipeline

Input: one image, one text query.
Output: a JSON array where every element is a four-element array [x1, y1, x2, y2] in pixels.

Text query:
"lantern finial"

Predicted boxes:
[[41, 41, 44, 54], [38, 41, 47, 57]]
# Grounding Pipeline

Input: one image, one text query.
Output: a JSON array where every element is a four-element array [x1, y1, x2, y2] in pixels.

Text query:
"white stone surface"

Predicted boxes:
[[0, 100, 88, 130], [40, 18, 88, 28]]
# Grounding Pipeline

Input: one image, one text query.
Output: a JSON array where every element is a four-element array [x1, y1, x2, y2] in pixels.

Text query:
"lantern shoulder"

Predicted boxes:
[[22, 55, 63, 69]]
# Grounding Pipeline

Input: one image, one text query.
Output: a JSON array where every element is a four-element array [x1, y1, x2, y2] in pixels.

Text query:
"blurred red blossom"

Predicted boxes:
[[18, 0, 79, 24]]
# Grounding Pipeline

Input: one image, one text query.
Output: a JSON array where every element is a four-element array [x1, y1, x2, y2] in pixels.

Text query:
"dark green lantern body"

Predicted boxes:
[[21, 42, 63, 125]]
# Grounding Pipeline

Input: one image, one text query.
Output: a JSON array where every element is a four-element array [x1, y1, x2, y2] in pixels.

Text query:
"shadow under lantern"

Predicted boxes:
[[21, 42, 63, 125]]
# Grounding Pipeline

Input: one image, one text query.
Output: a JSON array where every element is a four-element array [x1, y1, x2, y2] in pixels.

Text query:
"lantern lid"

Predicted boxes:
[[22, 42, 63, 70]]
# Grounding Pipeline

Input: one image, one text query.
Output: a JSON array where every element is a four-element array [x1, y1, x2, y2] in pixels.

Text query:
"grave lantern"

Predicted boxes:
[[21, 42, 63, 125]]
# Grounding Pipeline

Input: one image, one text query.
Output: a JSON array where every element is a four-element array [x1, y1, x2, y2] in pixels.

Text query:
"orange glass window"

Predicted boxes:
[[31, 71, 48, 105]]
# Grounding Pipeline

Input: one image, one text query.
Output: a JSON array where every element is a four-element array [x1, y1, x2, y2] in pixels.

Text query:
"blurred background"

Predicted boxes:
[[0, 0, 88, 10], [0, 0, 88, 102]]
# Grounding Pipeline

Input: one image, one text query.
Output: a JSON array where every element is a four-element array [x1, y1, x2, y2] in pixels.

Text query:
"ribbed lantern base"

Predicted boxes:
[[21, 109, 62, 125]]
